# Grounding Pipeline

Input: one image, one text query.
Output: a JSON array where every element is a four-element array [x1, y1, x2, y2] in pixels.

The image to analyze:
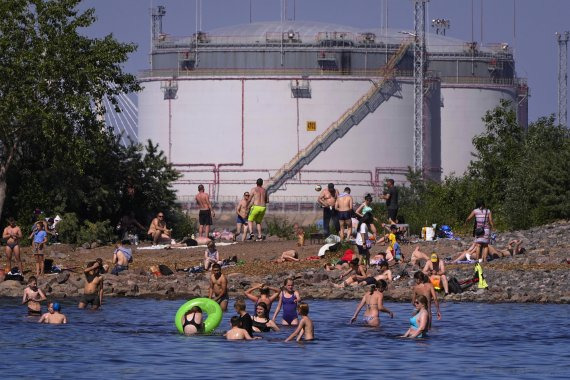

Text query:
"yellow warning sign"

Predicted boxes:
[[306, 121, 316, 131]]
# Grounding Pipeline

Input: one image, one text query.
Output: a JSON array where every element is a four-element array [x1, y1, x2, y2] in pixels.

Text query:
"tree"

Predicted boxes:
[[0, 0, 140, 220]]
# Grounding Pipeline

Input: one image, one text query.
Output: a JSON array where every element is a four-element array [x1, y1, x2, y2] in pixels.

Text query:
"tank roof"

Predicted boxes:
[[182, 20, 507, 54]]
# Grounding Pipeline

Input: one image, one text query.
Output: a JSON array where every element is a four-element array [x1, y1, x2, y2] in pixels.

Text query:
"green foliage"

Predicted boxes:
[[397, 100, 570, 233], [56, 213, 79, 244], [77, 220, 114, 245], [167, 210, 196, 240], [266, 217, 295, 239]]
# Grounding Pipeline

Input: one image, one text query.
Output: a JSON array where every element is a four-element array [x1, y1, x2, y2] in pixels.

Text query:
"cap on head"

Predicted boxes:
[[52, 302, 61, 312], [430, 253, 438, 262]]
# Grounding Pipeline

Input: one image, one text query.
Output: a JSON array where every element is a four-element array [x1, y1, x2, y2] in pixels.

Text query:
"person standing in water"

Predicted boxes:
[[272, 278, 301, 326], [412, 271, 441, 329], [246, 178, 268, 241], [350, 280, 393, 327], [401, 295, 429, 338], [284, 302, 314, 342], [22, 276, 46, 316], [2, 217, 23, 272]]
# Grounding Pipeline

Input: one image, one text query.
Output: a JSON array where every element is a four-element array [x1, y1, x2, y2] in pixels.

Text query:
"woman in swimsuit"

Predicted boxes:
[[401, 295, 429, 338], [252, 303, 280, 333], [244, 283, 281, 313], [272, 278, 301, 326], [182, 306, 204, 335], [350, 280, 393, 327]]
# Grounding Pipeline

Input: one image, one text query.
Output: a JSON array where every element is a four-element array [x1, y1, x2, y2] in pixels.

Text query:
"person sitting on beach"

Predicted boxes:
[[272, 278, 301, 326], [334, 258, 369, 287], [373, 261, 393, 282], [181, 306, 204, 335], [29, 221, 48, 276], [324, 249, 354, 271], [401, 295, 429, 338], [276, 250, 299, 263], [285, 302, 314, 342], [350, 280, 394, 327], [423, 253, 449, 295], [225, 316, 254, 341], [22, 276, 46, 316], [111, 240, 132, 275], [411, 246, 432, 268], [244, 283, 281, 313], [204, 241, 221, 270], [412, 271, 441, 329], [78, 260, 104, 310], [235, 192, 250, 241], [335, 187, 354, 241], [252, 303, 280, 333], [208, 263, 228, 311], [39, 302, 67, 324], [147, 212, 171, 245], [3, 217, 23, 273], [234, 297, 255, 338]]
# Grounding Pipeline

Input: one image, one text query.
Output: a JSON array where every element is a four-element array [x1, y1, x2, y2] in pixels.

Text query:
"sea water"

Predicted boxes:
[[0, 298, 568, 379]]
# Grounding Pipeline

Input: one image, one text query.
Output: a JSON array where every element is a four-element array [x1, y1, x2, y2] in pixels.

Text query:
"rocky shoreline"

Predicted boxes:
[[1, 221, 569, 304]]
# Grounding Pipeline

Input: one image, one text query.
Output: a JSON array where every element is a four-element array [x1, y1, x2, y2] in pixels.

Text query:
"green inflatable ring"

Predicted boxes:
[[175, 298, 223, 334]]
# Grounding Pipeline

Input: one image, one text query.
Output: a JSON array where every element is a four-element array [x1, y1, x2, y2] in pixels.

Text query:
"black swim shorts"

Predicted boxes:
[[81, 292, 101, 307], [199, 209, 213, 226]]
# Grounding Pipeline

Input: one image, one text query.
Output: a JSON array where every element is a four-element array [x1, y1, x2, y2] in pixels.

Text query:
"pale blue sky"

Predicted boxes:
[[82, 0, 570, 123]]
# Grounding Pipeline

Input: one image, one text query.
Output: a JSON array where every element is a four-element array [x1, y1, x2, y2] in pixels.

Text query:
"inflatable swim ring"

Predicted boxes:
[[175, 297, 223, 334]]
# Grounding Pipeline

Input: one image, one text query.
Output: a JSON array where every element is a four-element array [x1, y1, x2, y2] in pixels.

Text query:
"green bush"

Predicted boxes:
[[266, 216, 295, 239], [77, 220, 114, 245], [56, 213, 80, 244], [167, 209, 195, 240]]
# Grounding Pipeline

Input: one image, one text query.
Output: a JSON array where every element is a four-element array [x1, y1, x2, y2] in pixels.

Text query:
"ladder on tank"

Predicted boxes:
[[265, 40, 412, 195]]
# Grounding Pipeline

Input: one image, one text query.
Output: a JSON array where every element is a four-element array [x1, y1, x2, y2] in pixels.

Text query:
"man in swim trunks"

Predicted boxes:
[[335, 187, 353, 241], [318, 183, 339, 236], [39, 302, 67, 324], [235, 192, 250, 241], [209, 263, 228, 311], [3, 217, 23, 271], [147, 212, 171, 245], [79, 260, 104, 310], [196, 184, 215, 238], [246, 178, 268, 241]]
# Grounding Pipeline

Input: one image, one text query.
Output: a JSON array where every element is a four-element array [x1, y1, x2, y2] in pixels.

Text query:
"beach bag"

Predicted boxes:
[[473, 210, 488, 237], [448, 277, 463, 294], [158, 264, 174, 276]]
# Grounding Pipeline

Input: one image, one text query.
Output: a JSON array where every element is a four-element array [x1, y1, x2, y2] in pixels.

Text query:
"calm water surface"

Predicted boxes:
[[0, 298, 568, 379]]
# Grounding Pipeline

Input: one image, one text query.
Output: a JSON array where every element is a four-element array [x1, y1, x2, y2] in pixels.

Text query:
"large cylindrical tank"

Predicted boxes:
[[137, 20, 525, 201]]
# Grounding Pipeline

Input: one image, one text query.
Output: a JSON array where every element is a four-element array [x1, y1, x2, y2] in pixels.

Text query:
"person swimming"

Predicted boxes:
[[272, 278, 301, 326]]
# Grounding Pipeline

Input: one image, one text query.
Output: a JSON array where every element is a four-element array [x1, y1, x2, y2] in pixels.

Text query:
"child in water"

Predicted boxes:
[[22, 276, 46, 316], [39, 302, 67, 324], [272, 278, 301, 326], [285, 302, 314, 342], [225, 316, 254, 341]]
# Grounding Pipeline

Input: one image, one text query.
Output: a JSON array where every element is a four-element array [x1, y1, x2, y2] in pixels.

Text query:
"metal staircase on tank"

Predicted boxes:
[[266, 39, 412, 194]]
